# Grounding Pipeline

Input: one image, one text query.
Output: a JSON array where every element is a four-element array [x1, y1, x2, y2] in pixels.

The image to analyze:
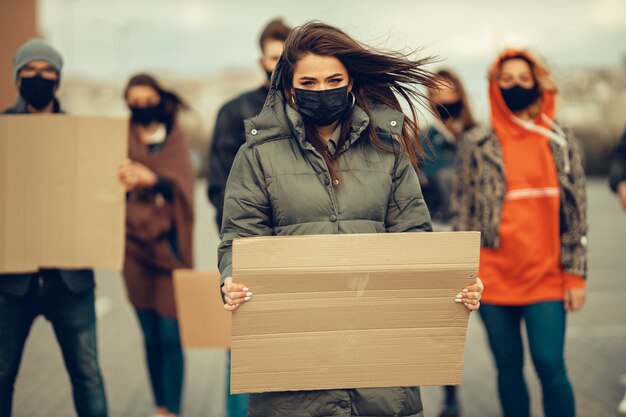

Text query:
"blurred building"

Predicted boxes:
[[56, 61, 626, 177], [3, 0, 624, 176], [558, 61, 626, 175], [0, 0, 37, 110]]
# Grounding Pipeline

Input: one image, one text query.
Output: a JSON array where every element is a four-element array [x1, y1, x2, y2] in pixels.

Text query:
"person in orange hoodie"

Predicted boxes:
[[452, 49, 588, 417]]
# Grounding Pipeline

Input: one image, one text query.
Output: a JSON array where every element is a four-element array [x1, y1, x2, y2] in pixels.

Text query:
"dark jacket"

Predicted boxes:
[[123, 124, 195, 319], [0, 98, 95, 296], [609, 129, 626, 192], [419, 125, 461, 222], [451, 124, 588, 277], [207, 85, 269, 227], [218, 57, 430, 417]]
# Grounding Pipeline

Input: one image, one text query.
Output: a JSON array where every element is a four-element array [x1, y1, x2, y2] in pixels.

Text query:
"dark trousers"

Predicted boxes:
[[0, 274, 107, 417], [480, 302, 575, 417], [225, 349, 249, 417], [135, 309, 184, 414]]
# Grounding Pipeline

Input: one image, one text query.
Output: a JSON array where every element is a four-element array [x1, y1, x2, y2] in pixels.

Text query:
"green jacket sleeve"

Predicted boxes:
[[385, 147, 432, 233], [217, 144, 273, 285]]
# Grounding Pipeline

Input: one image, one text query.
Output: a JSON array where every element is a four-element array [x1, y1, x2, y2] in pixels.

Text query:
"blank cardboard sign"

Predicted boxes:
[[173, 269, 231, 349], [231, 231, 480, 394], [0, 115, 126, 273]]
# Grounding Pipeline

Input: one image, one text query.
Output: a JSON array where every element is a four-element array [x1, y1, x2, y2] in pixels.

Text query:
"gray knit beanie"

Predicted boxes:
[[12, 39, 63, 82]]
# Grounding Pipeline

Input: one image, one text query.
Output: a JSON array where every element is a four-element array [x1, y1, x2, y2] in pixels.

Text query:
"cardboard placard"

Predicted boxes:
[[173, 269, 231, 349], [231, 231, 480, 394], [0, 115, 127, 273]]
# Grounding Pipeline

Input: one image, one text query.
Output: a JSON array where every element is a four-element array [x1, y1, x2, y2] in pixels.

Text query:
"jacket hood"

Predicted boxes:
[[488, 49, 556, 138]]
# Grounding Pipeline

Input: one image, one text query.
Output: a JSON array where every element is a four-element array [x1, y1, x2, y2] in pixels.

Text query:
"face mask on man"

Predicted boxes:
[[129, 102, 164, 126], [294, 86, 352, 126], [19, 75, 57, 110], [435, 100, 463, 121], [500, 84, 540, 112]]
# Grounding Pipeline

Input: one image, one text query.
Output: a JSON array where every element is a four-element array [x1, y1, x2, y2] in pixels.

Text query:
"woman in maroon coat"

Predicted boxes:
[[118, 74, 194, 417]]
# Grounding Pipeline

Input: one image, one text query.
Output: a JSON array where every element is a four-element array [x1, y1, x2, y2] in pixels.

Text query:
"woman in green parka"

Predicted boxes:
[[218, 21, 484, 417]]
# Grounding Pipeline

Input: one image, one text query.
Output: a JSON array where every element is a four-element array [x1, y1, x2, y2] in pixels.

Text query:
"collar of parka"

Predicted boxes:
[[244, 55, 406, 153]]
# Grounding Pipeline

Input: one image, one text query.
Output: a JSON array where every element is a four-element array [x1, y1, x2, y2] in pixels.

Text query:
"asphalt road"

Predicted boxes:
[[11, 178, 626, 417]]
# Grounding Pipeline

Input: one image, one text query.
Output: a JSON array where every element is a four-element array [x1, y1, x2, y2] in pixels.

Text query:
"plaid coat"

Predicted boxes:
[[451, 124, 588, 277]]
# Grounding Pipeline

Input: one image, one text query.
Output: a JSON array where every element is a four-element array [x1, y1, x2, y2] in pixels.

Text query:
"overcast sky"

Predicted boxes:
[[37, 0, 625, 116], [39, 0, 626, 76]]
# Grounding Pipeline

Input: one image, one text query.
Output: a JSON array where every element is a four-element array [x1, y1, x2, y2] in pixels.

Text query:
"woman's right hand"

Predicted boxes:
[[119, 158, 158, 191], [118, 158, 136, 191], [222, 277, 253, 311]]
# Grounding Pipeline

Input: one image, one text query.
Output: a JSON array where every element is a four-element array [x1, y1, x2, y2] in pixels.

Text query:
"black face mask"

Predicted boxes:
[[294, 86, 352, 126], [500, 84, 540, 112], [435, 100, 463, 121], [129, 103, 163, 126], [20, 76, 57, 110]]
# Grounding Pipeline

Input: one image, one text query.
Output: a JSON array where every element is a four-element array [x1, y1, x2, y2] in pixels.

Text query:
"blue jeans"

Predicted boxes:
[[135, 309, 184, 414], [0, 274, 107, 417], [479, 302, 575, 417], [226, 349, 249, 417]]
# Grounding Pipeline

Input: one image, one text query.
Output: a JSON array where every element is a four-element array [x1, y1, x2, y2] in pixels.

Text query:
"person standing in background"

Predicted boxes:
[[421, 69, 477, 226], [0, 39, 108, 417], [421, 68, 478, 417], [206, 18, 292, 417], [609, 127, 626, 415], [452, 49, 588, 417], [609, 128, 626, 212], [119, 74, 194, 417], [207, 18, 292, 227]]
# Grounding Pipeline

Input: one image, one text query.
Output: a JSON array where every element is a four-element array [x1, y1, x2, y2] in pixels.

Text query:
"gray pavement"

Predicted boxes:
[[11, 178, 626, 417]]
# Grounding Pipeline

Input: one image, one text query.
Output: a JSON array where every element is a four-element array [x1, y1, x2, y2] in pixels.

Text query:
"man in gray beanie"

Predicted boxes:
[[0, 39, 108, 417], [4, 38, 63, 113]]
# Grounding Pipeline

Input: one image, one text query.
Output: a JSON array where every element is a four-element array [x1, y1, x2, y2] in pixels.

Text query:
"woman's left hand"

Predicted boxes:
[[564, 287, 586, 312], [455, 277, 484, 311]]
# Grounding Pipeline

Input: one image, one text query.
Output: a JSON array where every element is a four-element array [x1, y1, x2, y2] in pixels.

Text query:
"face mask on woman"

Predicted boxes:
[[500, 84, 540, 112], [20, 75, 56, 110], [294, 86, 352, 126], [435, 100, 463, 121], [129, 102, 164, 126]]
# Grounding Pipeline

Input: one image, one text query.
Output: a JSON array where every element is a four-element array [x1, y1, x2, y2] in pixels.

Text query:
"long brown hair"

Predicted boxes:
[[430, 69, 477, 130], [124, 73, 188, 133], [279, 21, 439, 179]]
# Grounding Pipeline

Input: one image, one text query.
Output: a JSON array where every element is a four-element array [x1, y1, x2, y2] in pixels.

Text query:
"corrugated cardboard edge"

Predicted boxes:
[[173, 269, 231, 349], [0, 115, 127, 273], [231, 232, 480, 394]]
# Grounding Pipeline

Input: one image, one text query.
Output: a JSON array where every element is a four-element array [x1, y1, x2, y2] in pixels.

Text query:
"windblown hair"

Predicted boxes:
[[279, 21, 439, 177]]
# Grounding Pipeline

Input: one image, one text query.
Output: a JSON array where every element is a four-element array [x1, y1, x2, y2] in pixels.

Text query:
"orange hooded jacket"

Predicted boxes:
[[479, 49, 585, 306]]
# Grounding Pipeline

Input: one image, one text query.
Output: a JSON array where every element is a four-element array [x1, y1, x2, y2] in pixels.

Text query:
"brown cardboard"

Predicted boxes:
[[0, 115, 127, 273], [230, 231, 480, 394], [173, 269, 231, 349]]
